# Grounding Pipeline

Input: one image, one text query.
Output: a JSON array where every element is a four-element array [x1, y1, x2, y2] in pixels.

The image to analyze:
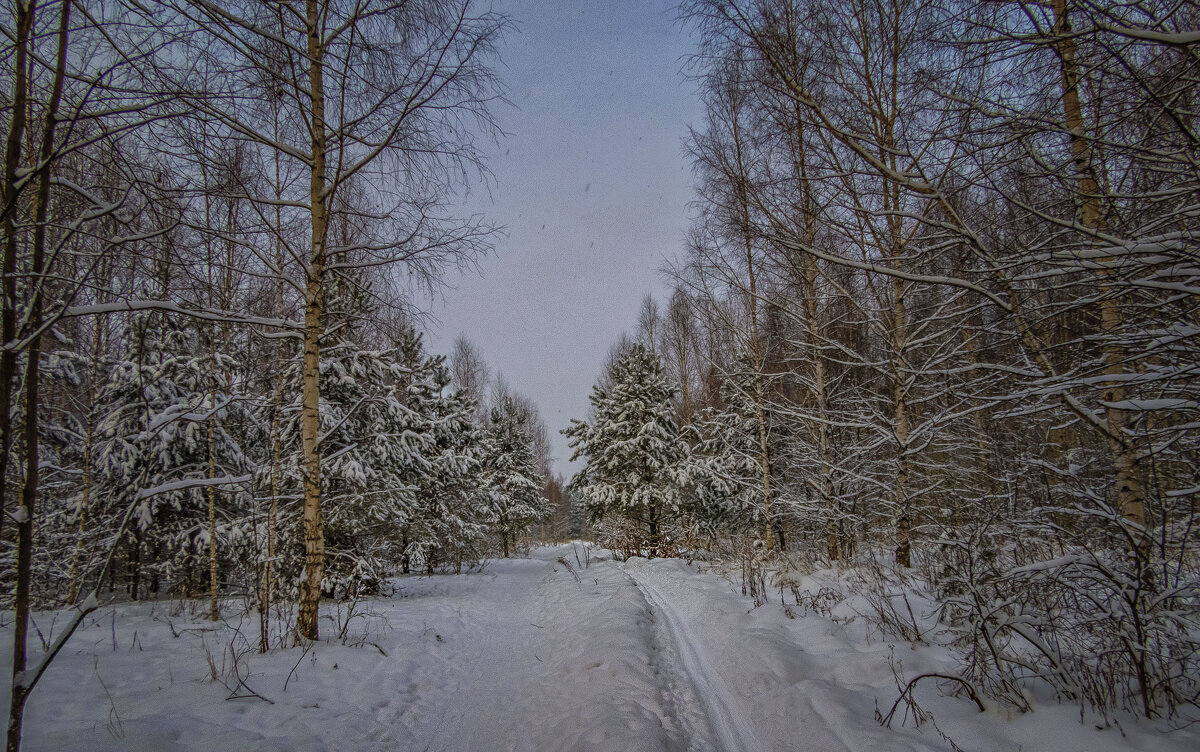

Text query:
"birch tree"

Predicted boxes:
[[679, 0, 1200, 720], [161, 0, 504, 639]]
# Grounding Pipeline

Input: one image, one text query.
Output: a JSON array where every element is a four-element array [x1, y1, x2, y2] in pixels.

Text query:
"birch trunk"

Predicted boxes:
[[296, 0, 329, 641], [260, 75, 287, 653], [787, 91, 838, 561], [878, 9, 911, 568], [800, 257, 837, 561], [730, 106, 774, 553], [1050, 0, 1146, 563]]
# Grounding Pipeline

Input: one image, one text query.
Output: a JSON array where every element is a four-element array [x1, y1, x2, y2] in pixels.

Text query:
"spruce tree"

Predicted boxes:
[[393, 326, 489, 575], [482, 397, 550, 557], [275, 318, 488, 593], [683, 378, 776, 537], [564, 342, 684, 555], [90, 313, 246, 598]]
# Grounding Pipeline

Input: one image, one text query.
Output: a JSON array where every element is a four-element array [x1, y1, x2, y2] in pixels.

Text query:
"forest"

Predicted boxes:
[[1, 0, 1198, 750], [567, 0, 1198, 724]]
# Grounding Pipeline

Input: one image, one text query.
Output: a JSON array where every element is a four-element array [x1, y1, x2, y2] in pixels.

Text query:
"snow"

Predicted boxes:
[[632, 564, 762, 751], [133, 475, 253, 501], [4, 545, 1197, 751]]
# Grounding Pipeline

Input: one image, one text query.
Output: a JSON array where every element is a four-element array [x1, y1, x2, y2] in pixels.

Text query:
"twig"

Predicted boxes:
[[283, 639, 313, 693]]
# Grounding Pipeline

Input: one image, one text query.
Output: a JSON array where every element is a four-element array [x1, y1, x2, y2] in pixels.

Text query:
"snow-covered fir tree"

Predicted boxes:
[[275, 312, 489, 593], [391, 326, 489, 575], [276, 337, 415, 598], [87, 312, 247, 599], [682, 377, 776, 537], [564, 342, 685, 554], [482, 397, 551, 557]]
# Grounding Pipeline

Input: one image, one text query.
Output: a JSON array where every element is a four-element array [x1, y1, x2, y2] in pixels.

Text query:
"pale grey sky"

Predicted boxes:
[[428, 0, 701, 475]]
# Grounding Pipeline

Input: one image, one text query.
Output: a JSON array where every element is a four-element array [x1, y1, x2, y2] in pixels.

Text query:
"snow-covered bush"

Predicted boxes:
[[932, 511, 1200, 721]]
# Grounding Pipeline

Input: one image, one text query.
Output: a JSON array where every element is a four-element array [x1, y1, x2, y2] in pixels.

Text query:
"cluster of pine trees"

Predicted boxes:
[[40, 303, 551, 613], [569, 0, 1198, 724]]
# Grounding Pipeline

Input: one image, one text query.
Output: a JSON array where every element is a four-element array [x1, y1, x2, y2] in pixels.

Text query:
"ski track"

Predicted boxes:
[[630, 570, 761, 752]]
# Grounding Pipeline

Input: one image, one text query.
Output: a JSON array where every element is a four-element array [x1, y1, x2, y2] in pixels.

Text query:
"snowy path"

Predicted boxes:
[[396, 549, 679, 752], [11, 547, 685, 752], [633, 573, 761, 752], [8, 545, 1199, 752]]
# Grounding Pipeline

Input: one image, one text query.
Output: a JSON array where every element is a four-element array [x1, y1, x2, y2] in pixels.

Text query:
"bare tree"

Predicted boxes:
[[450, 334, 492, 423], [1, 2, 181, 748], [678, 0, 1200, 720]]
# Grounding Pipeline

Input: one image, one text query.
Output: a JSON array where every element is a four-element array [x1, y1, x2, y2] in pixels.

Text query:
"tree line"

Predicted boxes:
[[567, 0, 1198, 725]]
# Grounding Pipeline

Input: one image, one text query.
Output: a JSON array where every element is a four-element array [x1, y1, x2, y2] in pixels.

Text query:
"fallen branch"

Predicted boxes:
[[882, 673, 986, 727]]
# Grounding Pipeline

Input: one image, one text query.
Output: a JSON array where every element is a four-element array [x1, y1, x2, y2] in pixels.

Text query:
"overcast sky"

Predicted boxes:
[[426, 0, 702, 476]]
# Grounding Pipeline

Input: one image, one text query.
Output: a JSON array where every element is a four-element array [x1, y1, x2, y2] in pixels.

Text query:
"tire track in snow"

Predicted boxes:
[[631, 572, 762, 752]]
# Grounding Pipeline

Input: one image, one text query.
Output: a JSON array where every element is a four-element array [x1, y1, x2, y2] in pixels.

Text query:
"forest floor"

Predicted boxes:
[[4, 544, 1196, 751]]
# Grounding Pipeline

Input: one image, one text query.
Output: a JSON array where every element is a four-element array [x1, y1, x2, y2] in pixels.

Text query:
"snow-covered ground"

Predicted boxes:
[[4, 544, 1195, 751]]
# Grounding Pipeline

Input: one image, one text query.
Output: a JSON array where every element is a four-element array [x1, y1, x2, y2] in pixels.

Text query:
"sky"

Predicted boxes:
[[427, 0, 703, 475]]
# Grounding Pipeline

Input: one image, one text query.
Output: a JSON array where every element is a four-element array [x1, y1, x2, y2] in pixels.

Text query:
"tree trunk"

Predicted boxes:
[[730, 103, 773, 553], [7, 257, 40, 752], [878, 33, 911, 569], [148, 533, 160, 597], [1050, 0, 1147, 566], [679, 340, 691, 424], [261, 95, 287, 654], [892, 286, 911, 569], [129, 529, 141, 601], [785, 87, 839, 562], [0, 0, 35, 553], [8, 5, 68, 748], [261, 393, 281, 650], [893, 329, 911, 568], [66, 321, 103, 604], [296, 0, 329, 641], [206, 329, 220, 621]]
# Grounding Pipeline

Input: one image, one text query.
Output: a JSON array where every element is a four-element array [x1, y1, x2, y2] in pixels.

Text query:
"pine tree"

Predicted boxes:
[[274, 319, 491, 592], [392, 327, 489, 574], [89, 312, 246, 599], [483, 397, 550, 557], [277, 337, 415, 598], [565, 343, 685, 555], [683, 379, 773, 537]]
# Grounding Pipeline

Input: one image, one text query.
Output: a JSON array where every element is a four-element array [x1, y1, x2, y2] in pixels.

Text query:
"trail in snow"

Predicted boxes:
[[12, 548, 680, 752], [9, 545, 1199, 752], [632, 573, 761, 752]]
